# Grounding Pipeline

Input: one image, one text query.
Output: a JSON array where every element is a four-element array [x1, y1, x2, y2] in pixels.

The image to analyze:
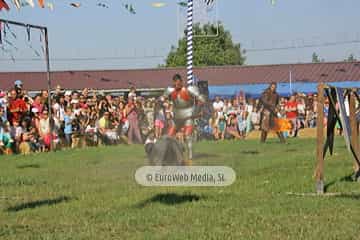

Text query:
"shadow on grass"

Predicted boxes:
[[86, 160, 101, 165], [6, 196, 71, 212], [240, 150, 259, 155], [336, 145, 347, 149], [334, 194, 360, 200], [193, 153, 219, 158], [136, 193, 203, 208], [16, 164, 40, 169], [286, 192, 360, 199], [324, 173, 355, 192]]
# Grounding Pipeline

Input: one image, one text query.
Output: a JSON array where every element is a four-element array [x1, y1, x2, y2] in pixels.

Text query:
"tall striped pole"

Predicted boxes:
[[186, 0, 214, 85], [186, 0, 194, 85]]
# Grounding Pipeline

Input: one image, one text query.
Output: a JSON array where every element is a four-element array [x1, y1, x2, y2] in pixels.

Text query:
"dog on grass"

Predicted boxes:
[[144, 134, 184, 166]]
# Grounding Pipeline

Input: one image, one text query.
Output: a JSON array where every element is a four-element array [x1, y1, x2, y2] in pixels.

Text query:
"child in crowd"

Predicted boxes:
[[0, 121, 13, 155], [85, 119, 98, 146], [236, 110, 247, 139], [154, 101, 165, 139], [10, 120, 23, 153], [209, 112, 219, 140], [63, 107, 73, 147], [217, 108, 227, 140]]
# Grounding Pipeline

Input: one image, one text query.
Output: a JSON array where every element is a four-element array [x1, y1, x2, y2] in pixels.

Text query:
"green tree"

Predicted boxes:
[[164, 23, 246, 67], [312, 52, 321, 63], [345, 54, 357, 62]]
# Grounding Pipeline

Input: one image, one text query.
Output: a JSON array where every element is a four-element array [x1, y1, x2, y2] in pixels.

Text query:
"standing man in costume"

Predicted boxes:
[[163, 73, 205, 165], [258, 82, 286, 144]]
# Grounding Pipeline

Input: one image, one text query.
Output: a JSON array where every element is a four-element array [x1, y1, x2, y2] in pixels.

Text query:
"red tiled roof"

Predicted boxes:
[[1, 61, 360, 91]]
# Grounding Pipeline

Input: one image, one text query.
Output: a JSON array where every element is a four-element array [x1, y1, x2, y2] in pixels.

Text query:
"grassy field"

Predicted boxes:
[[1, 137, 360, 240]]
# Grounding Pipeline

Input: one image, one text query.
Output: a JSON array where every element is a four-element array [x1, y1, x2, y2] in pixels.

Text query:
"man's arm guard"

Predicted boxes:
[[188, 85, 206, 103], [163, 87, 175, 99]]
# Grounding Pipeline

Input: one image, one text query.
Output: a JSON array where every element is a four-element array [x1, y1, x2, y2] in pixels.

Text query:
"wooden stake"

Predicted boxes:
[[315, 83, 325, 193], [349, 90, 360, 172]]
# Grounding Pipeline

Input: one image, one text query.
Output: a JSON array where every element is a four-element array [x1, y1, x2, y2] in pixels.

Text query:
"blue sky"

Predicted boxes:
[[0, 0, 360, 72]]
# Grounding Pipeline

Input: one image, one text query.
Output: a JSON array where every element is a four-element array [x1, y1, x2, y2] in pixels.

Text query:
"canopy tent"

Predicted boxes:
[[208, 81, 360, 99]]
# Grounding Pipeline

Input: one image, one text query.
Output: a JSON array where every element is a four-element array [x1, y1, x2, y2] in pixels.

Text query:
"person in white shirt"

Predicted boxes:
[[213, 96, 224, 112], [245, 99, 255, 135], [128, 87, 137, 100]]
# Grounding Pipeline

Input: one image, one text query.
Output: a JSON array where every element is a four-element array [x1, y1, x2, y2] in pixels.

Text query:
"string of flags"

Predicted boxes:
[[0, 0, 281, 13], [0, 1, 138, 61], [0, 0, 137, 13], [0, 0, 278, 64]]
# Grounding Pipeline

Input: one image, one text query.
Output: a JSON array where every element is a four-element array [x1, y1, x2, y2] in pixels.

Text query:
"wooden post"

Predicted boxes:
[[315, 83, 325, 194], [349, 90, 360, 173]]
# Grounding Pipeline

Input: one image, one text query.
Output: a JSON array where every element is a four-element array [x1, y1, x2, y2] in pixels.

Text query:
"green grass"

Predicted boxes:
[[1, 138, 360, 240]]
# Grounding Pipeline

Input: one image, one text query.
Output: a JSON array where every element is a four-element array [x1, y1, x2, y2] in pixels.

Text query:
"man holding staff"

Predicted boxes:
[[258, 82, 286, 144]]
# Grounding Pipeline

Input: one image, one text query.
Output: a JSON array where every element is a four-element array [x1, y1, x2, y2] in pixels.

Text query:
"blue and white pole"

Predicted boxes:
[[186, 0, 214, 85], [186, 0, 194, 85]]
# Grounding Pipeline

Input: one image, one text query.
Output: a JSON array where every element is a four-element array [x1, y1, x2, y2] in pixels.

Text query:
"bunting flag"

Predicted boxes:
[[97, 2, 109, 8], [177, 1, 187, 7], [20, 1, 29, 7], [123, 3, 136, 14], [47, 2, 53, 11], [70, 2, 81, 8], [37, 0, 44, 8], [25, 0, 34, 7], [151, 2, 166, 8], [12, 0, 20, 9], [0, 0, 10, 11]]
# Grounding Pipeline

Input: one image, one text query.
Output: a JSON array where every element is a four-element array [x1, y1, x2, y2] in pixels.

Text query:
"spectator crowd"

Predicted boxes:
[[0, 80, 321, 155], [207, 92, 319, 140]]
